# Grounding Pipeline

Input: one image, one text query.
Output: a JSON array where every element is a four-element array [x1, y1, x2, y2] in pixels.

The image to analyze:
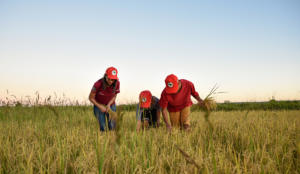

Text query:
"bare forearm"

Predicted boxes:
[[157, 110, 161, 124], [91, 99, 106, 111], [89, 96, 97, 105], [89, 93, 106, 112], [136, 121, 141, 132], [107, 95, 117, 106], [194, 95, 203, 103], [162, 108, 171, 127]]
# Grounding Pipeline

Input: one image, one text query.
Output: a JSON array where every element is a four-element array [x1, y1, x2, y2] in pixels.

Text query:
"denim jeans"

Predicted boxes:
[[93, 104, 116, 131]]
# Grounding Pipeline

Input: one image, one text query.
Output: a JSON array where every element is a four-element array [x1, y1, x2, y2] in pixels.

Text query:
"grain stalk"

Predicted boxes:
[[201, 84, 220, 131], [174, 144, 202, 170]]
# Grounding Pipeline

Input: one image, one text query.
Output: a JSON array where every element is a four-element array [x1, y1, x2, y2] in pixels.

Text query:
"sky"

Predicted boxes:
[[0, 0, 300, 104]]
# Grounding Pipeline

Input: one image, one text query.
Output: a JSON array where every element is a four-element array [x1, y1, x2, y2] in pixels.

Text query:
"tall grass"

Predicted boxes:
[[0, 105, 299, 173]]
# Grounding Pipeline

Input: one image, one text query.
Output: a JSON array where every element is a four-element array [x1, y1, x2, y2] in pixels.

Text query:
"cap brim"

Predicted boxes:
[[107, 75, 118, 80], [165, 85, 178, 94], [140, 102, 151, 108]]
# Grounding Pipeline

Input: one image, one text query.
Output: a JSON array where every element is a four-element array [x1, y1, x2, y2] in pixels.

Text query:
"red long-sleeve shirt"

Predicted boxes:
[[159, 79, 199, 112]]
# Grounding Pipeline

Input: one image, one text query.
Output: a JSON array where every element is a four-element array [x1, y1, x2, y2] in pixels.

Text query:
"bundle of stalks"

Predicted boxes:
[[107, 109, 118, 121], [202, 84, 218, 112], [107, 106, 124, 156], [201, 84, 223, 131]]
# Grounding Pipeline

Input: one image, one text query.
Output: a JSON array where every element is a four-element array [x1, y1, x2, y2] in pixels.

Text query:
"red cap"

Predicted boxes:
[[105, 67, 118, 79], [139, 90, 152, 108], [165, 74, 179, 94]]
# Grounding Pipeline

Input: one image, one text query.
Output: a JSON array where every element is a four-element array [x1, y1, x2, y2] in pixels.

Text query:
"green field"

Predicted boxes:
[[0, 106, 299, 173]]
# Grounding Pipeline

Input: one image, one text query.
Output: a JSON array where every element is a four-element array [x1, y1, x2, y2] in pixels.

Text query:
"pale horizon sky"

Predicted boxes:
[[1, 0, 300, 104]]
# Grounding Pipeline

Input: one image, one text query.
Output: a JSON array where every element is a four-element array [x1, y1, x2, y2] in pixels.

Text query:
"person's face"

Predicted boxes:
[[139, 97, 145, 107], [175, 80, 181, 93], [105, 76, 115, 86]]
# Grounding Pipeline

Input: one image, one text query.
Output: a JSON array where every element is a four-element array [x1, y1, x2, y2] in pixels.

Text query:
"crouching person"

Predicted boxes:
[[136, 90, 161, 132], [159, 74, 204, 132]]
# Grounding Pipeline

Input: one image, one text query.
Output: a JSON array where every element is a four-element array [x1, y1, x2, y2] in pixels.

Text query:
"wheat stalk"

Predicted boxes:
[[174, 144, 201, 170], [202, 84, 219, 112], [107, 108, 118, 121], [201, 84, 225, 131]]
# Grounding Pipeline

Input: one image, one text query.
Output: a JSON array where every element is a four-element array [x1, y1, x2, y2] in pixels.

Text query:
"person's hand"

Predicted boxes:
[[107, 108, 117, 121], [106, 104, 111, 113], [166, 124, 172, 133], [99, 104, 107, 113], [156, 122, 160, 128], [198, 99, 205, 107]]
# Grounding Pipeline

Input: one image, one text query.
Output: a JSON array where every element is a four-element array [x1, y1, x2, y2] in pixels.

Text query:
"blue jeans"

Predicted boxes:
[[93, 105, 116, 131]]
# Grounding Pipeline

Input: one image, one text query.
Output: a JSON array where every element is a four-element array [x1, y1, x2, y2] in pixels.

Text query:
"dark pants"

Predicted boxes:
[[141, 109, 158, 127]]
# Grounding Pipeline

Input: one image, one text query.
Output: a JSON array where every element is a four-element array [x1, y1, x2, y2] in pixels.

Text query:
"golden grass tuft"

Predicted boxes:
[[202, 84, 219, 112], [203, 97, 217, 111], [107, 109, 118, 121]]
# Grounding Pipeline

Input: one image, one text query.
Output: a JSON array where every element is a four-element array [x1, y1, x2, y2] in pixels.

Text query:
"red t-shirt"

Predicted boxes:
[[159, 79, 199, 112], [92, 79, 120, 105]]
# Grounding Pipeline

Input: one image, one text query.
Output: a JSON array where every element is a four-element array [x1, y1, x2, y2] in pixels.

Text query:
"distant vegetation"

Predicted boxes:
[[117, 100, 300, 112], [3, 99, 300, 112], [1, 91, 299, 111], [194, 100, 300, 111]]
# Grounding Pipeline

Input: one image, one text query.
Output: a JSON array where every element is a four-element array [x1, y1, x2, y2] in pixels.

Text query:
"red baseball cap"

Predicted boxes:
[[165, 74, 179, 94], [139, 90, 152, 108], [105, 67, 118, 79]]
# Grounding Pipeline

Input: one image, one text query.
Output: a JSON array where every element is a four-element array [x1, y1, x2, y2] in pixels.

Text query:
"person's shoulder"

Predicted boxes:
[[152, 96, 159, 102], [114, 80, 120, 92], [161, 88, 168, 95], [152, 96, 161, 109], [93, 79, 102, 87], [152, 96, 159, 100], [180, 79, 190, 83], [115, 80, 120, 88], [181, 79, 193, 86], [159, 89, 169, 99]]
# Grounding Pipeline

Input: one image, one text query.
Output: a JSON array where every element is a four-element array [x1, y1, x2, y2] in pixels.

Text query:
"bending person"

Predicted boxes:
[[159, 74, 204, 131], [136, 90, 161, 131], [89, 66, 120, 131]]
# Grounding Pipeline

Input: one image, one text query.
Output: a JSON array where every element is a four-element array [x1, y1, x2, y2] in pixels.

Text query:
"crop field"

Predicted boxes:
[[0, 106, 299, 173]]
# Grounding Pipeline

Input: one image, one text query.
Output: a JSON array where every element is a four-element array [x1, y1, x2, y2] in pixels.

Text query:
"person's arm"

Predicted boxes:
[[156, 109, 161, 127], [159, 92, 172, 132], [162, 107, 172, 132], [106, 94, 117, 110], [89, 91, 107, 112], [136, 104, 143, 132], [194, 95, 204, 106], [189, 81, 204, 106], [107, 81, 120, 110], [136, 120, 142, 131]]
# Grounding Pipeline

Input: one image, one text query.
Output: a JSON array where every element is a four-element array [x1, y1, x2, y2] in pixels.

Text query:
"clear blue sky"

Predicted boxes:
[[1, 0, 300, 104]]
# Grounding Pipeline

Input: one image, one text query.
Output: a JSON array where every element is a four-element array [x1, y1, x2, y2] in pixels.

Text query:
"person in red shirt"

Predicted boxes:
[[89, 66, 120, 131], [159, 74, 204, 131]]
